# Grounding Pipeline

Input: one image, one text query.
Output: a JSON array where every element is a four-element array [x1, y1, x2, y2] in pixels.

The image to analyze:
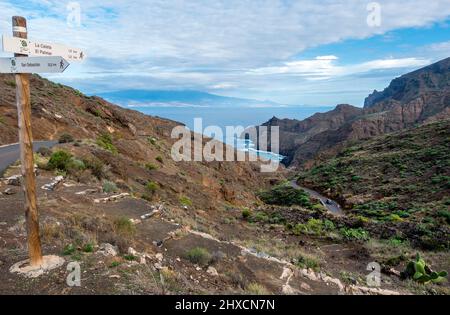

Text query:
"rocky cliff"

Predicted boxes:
[[261, 57, 450, 167]]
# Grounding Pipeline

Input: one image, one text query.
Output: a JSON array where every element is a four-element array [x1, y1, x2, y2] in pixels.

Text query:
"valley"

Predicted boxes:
[[0, 57, 449, 295]]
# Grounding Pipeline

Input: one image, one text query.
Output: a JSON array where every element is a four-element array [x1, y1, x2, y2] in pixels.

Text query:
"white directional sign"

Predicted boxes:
[[2, 36, 85, 62], [0, 56, 69, 73]]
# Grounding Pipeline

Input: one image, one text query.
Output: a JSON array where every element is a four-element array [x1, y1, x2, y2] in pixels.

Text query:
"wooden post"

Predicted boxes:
[[13, 16, 43, 266]]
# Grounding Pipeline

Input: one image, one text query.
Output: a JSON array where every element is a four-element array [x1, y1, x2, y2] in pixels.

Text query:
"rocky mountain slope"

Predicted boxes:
[[260, 57, 450, 167], [364, 57, 450, 108], [0, 74, 448, 295], [0, 74, 275, 212], [297, 119, 450, 250]]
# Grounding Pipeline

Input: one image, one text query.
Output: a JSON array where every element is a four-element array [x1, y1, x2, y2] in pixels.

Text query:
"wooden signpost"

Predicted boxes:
[[0, 56, 70, 73], [0, 16, 84, 268]]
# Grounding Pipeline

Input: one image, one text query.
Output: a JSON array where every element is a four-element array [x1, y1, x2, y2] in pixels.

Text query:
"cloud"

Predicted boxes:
[[247, 56, 431, 80], [0, 0, 449, 104]]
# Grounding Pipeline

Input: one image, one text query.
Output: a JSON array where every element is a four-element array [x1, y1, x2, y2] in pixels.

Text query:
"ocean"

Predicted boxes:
[[127, 105, 333, 160]]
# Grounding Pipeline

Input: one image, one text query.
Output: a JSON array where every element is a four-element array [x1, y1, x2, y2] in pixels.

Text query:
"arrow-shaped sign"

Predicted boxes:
[[0, 56, 70, 73], [2, 36, 85, 62]]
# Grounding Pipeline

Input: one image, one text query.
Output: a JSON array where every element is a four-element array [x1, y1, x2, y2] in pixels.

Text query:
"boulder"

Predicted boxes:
[[5, 175, 21, 186], [98, 243, 118, 257], [206, 266, 219, 277]]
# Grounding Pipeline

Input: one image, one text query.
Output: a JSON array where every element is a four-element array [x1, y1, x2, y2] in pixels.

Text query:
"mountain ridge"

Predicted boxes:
[[99, 89, 287, 108], [258, 57, 450, 167]]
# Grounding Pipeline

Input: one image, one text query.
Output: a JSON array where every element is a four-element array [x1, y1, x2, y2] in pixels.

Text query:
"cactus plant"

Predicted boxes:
[[402, 253, 448, 284]]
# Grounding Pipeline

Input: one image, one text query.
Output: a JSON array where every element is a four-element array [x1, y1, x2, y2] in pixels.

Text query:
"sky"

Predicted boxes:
[[0, 0, 449, 106]]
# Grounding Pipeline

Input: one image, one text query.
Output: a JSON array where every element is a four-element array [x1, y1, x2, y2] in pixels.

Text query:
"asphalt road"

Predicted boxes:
[[290, 180, 343, 215], [0, 141, 57, 175]]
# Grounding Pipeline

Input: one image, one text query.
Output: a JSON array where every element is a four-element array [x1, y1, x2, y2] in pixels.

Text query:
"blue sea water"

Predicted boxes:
[[131, 106, 332, 131], [128, 105, 333, 160]]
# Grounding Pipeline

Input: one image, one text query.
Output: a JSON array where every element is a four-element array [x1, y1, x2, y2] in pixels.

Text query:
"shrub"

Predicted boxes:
[[68, 158, 86, 172], [251, 212, 269, 223], [242, 208, 251, 219], [62, 244, 76, 256], [58, 133, 74, 143], [47, 150, 73, 171], [185, 247, 212, 266], [145, 163, 158, 171], [351, 175, 362, 182], [156, 156, 164, 163], [437, 210, 450, 224], [246, 283, 269, 295], [323, 219, 335, 231], [123, 254, 136, 261], [83, 157, 105, 179], [340, 228, 369, 241], [148, 137, 157, 145], [258, 184, 312, 207], [102, 180, 118, 193], [96, 133, 118, 154], [109, 261, 121, 268], [388, 214, 404, 222], [312, 204, 326, 212], [114, 217, 136, 236], [296, 255, 320, 271], [82, 243, 94, 253], [293, 219, 325, 236], [146, 181, 159, 193], [5, 79, 16, 88], [179, 195, 192, 207]]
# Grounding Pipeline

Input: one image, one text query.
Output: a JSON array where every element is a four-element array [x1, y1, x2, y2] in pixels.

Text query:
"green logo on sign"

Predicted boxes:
[[20, 40, 27, 47]]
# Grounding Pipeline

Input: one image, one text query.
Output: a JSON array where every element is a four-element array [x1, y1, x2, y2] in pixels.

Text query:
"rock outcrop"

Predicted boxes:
[[260, 57, 450, 167]]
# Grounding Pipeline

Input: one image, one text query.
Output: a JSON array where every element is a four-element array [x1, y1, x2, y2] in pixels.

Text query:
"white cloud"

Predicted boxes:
[[0, 0, 449, 104], [248, 56, 431, 80]]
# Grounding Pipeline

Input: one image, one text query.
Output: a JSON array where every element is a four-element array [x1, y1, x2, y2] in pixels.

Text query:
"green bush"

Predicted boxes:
[[296, 255, 320, 271], [145, 163, 158, 171], [388, 214, 404, 222], [258, 184, 312, 207], [123, 254, 136, 261], [47, 151, 87, 175], [251, 212, 270, 223], [114, 217, 136, 236], [5, 79, 16, 88], [103, 180, 118, 193], [68, 158, 86, 171], [82, 243, 94, 253], [109, 261, 121, 268], [245, 283, 269, 295], [179, 195, 192, 207], [47, 150, 73, 171], [292, 219, 334, 237], [340, 228, 369, 241], [351, 175, 362, 182], [146, 181, 159, 193], [96, 133, 118, 154], [242, 208, 251, 219], [437, 210, 450, 224], [185, 247, 212, 266], [62, 244, 76, 256], [58, 133, 74, 143], [83, 157, 105, 179], [293, 218, 326, 236], [156, 156, 164, 163]]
